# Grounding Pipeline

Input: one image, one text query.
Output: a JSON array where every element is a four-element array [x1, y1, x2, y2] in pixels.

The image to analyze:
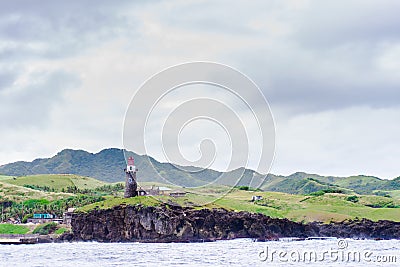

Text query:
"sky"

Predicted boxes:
[[0, 0, 399, 179]]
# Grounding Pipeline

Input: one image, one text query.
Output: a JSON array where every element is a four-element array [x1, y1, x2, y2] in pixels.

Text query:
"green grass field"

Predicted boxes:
[[2, 174, 105, 192], [78, 195, 161, 212], [0, 224, 29, 234], [389, 190, 400, 199], [0, 175, 13, 181]]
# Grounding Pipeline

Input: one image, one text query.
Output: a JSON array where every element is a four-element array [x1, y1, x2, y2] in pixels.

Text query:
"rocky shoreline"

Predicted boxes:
[[60, 204, 400, 243]]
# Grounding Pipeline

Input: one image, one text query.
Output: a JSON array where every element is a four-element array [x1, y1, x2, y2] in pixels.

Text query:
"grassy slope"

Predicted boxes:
[[262, 177, 352, 195], [0, 182, 73, 202], [389, 190, 400, 199], [260, 172, 400, 195], [0, 224, 30, 234], [0, 175, 12, 181], [77, 188, 400, 223], [333, 176, 384, 194], [216, 191, 400, 222], [2, 174, 105, 191], [78, 196, 160, 212], [2, 174, 399, 224]]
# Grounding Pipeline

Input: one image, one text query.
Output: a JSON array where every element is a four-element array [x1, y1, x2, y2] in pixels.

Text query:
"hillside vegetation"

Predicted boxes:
[[0, 181, 72, 202], [2, 174, 105, 192], [0, 149, 399, 224], [0, 175, 113, 223], [0, 172, 399, 224]]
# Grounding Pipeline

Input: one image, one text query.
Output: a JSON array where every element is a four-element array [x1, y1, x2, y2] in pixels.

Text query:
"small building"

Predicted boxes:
[[159, 187, 172, 195], [141, 185, 187, 197], [146, 185, 160, 196], [34, 213, 54, 219], [169, 191, 186, 198], [27, 213, 57, 224], [251, 195, 263, 202], [146, 186, 172, 196], [137, 188, 148, 196], [63, 208, 76, 226]]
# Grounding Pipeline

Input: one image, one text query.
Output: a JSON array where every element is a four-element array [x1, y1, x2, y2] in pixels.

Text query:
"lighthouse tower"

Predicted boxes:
[[124, 156, 138, 198]]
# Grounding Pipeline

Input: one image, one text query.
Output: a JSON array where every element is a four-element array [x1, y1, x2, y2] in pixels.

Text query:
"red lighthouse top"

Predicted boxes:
[[127, 156, 135, 166]]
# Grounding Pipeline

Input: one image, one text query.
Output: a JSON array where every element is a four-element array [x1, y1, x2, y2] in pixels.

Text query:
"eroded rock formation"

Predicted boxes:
[[69, 205, 400, 242]]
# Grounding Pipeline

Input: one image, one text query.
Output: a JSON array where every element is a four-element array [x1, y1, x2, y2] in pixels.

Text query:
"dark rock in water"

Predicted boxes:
[[70, 205, 400, 243], [315, 218, 400, 239], [56, 232, 74, 242]]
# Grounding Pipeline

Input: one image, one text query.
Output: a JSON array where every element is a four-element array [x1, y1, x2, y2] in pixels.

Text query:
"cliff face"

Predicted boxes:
[[70, 205, 317, 242], [70, 205, 400, 242]]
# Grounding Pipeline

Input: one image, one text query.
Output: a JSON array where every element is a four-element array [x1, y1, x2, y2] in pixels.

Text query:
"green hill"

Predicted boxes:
[[0, 148, 399, 195], [0, 149, 128, 183], [0, 148, 264, 187], [260, 172, 400, 196], [2, 174, 106, 192], [261, 177, 350, 195], [0, 181, 73, 202]]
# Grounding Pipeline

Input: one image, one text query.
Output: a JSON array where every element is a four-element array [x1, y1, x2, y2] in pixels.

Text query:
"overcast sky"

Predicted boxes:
[[0, 0, 399, 179]]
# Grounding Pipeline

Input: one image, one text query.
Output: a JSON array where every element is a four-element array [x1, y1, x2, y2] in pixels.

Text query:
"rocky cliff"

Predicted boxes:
[[68, 205, 400, 242]]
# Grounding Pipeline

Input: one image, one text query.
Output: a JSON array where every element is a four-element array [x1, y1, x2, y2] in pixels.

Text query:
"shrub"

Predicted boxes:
[[373, 191, 392, 198], [346, 195, 359, 203], [55, 227, 68, 235], [22, 199, 50, 208], [323, 188, 344, 194], [22, 214, 33, 223], [308, 188, 344, 196], [385, 203, 400, 208], [235, 186, 260, 191], [365, 202, 400, 208], [236, 186, 249, 191], [308, 190, 325, 196], [33, 222, 58, 235]]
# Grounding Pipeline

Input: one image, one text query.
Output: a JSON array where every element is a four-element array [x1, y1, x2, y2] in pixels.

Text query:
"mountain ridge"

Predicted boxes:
[[0, 148, 399, 195]]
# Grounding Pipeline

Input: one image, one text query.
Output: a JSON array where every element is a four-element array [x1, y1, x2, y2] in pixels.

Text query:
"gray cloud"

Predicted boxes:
[[0, 65, 20, 90], [228, 1, 400, 114], [247, 47, 400, 113], [292, 0, 400, 48], [125, 0, 400, 114], [0, 0, 398, 178], [0, 70, 80, 129], [0, 0, 141, 59]]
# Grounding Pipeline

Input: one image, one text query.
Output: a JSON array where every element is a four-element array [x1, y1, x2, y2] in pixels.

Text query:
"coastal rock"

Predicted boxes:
[[316, 218, 400, 239], [70, 205, 400, 242], [71, 205, 312, 242]]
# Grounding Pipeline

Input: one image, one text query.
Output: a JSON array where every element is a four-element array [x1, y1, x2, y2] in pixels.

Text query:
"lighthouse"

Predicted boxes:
[[124, 156, 138, 198]]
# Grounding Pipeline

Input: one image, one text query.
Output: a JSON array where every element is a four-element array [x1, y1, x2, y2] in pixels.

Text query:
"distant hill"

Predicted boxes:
[[0, 149, 128, 183], [0, 148, 266, 187], [0, 148, 399, 195], [260, 172, 400, 195]]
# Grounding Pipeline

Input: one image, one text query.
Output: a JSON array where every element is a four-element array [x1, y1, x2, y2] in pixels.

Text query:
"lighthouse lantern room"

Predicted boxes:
[[127, 156, 135, 172]]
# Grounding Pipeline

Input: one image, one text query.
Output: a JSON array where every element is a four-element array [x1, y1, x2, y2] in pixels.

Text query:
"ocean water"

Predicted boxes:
[[0, 239, 399, 267]]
